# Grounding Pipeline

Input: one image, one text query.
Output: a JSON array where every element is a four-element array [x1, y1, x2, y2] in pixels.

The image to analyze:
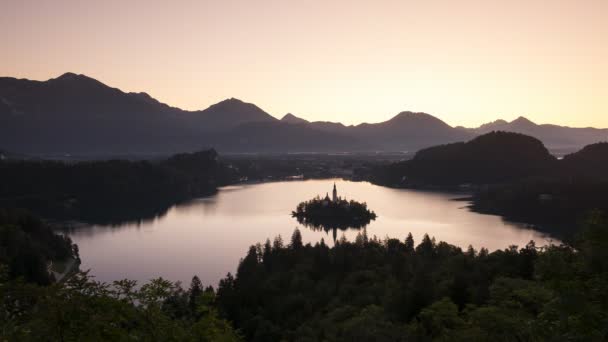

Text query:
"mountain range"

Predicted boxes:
[[1, 73, 606, 155]]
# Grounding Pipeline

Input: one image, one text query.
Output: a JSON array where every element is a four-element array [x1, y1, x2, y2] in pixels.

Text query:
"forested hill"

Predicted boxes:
[[0, 149, 237, 224], [561, 142, 608, 180], [371, 131, 557, 187]]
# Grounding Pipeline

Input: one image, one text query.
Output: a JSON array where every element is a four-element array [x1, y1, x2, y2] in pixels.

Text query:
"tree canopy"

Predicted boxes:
[[216, 214, 608, 341]]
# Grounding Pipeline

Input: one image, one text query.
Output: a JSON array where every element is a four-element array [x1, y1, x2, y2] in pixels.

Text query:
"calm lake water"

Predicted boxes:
[[69, 179, 555, 287]]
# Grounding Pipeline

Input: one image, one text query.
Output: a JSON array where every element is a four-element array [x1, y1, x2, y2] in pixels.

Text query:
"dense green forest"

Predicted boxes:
[[216, 219, 608, 341], [2, 210, 608, 340], [0, 150, 237, 224]]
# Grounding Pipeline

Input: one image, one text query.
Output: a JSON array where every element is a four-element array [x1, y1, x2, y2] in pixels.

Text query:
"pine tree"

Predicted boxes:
[[188, 275, 203, 312], [273, 235, 284, 250], [405, 233, 415, 253], [416, 233, 435, 255], [290, 228, 303, 249]]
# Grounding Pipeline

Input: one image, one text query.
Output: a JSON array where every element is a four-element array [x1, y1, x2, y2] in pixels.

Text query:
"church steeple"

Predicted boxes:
[[332, 182, 338, 202]]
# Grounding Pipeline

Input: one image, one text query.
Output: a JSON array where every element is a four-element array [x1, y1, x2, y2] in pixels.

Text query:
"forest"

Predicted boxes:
[[3, 210, 608, 341], [0, 149, 238, 224], [216, 219, 608, 341]]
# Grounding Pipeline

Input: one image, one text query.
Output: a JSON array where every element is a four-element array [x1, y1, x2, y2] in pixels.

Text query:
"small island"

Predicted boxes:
[[292, 183, 377, 232]]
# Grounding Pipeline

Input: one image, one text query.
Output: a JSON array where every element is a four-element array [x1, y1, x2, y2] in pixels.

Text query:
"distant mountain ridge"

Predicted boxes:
[[469, 116, 608, 152], [281, 113, 309, 124], [1, 73, 605, 155]]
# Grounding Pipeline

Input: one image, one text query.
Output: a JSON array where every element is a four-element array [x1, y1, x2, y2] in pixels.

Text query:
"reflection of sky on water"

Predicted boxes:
[[68, 179, 556, 287]]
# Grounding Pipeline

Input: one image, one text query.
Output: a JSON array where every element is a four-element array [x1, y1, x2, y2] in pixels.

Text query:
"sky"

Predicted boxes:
[[1, 0, 607, 128]]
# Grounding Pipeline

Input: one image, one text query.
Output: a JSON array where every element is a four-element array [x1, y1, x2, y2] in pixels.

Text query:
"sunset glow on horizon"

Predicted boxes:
[[2, 0, 607, 127]]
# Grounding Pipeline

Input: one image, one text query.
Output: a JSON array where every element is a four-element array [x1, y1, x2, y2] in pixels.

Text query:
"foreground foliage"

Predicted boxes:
[[0, 209, 240, 341], [217, 219, 608, 341], [0, 271, 241, 341], [3, 209, 608, 341]]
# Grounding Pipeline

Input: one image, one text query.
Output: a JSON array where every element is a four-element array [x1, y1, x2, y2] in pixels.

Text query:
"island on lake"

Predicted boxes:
[[292, 183, 377, 234]]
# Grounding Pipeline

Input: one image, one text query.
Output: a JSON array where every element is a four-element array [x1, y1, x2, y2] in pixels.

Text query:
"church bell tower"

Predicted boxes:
[[332, 183, 338, 202]]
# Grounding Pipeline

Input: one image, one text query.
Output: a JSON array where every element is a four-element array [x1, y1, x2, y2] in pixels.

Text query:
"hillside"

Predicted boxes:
[[372, 132, 557, 187], [561, 142, 608, 179]]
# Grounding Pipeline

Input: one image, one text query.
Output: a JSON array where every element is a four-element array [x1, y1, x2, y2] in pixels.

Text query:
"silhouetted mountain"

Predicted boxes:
[[0, 73, 189, 154], [476, 119, 509, 131], [212, 121, 364, 153], [281, 113, 309, 124], [351, 111, 473, 151], [195, 98, 277, 130], [373, 131, 557, 187], [2, 73, 606, 155], [0, 73, 476, 154], [285, 111, 472, 151], [472, 116, 608, 152]]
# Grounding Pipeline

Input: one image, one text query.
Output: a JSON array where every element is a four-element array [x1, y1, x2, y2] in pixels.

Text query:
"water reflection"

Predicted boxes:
[[295, 218, 373, 242], [67, 179, 557, 287]]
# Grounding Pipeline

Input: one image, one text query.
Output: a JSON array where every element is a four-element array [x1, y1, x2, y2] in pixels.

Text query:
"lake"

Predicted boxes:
[[68, 179, 555, 288]]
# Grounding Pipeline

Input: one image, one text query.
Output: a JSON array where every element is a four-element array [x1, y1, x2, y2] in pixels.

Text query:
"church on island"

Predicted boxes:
[[292, 182, 377, 231], [323, 183, 340, 205]]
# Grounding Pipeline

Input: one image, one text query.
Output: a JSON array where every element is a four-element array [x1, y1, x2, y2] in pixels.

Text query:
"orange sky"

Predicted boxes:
[[1, 0, 606, 127]]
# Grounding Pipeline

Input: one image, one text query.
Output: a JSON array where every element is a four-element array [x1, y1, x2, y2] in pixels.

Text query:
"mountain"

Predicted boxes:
[[0, 73, 189, 154], [2, 73, 605, 155], [350, 111, 473, 151], [212, 121, 364, 153], [472, 116, 608, 152], [372, 131, 557, 187], [284, 111, 473, 151], [281, 113, 309, 124], [0, 74, 304, 154], [0, 73, 478, 155], [195, 98, 277, 130]]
